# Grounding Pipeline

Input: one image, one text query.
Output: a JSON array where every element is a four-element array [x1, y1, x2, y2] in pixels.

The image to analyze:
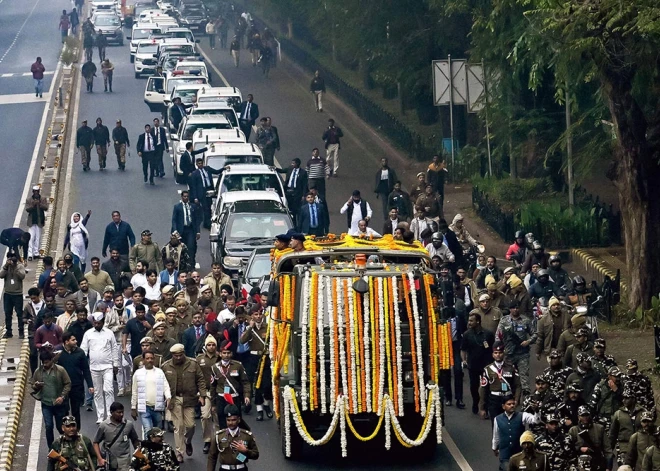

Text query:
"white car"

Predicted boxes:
[[215, 164, 287, 208], [196, 86, 242, 111], [90, 0, 119, 15], [144, 73, 208, 113], [134, 39, 163, 77], [161, 27, 197, 43], [190, 101, 239, 128], [172, 60, 208, 79], [129, 23, 163, 62]]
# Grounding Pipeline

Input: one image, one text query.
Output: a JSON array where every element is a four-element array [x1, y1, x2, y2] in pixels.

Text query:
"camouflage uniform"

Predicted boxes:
[[610, 402, 645, 466], [496, 314, 537, 394], [129, 440, 179, 471], [624, 359, 655, 413], [589, 371, 624, 433], [47, 434, 96, 471], [626, 412, 656, 470], [590, 353, 617, 379], [535, 429, 577, 470], [523, 376, 563, 436], [544, 365, 574, 395]]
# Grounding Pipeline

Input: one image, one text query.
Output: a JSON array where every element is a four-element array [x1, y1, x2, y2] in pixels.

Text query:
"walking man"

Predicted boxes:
[[189, 158, 223, 229], [111, 119, 129, 171], [255, 117, 276, 166], [47, 416, 97, 471], [31, 57, 45, 98], [59, 10, 70, 42], [238, 94, 259, 140], [81, 59, 97, 93], [374, 158, 398, 219], [496, 299, 537, 396], [131, 350, 171, 438], [96, 30, 107, 61], [57, 332, 94, 428], [31, 349, 71, 449], [101, 58, 114, 93], [322, 118, 343, 177], [76, 119, 95, 171], [81, 312, 118, 424], [101, 211, 136, 261], [195, 335, 219, 454], [171, 191, 201, 269], [340, 190, 373, 234], [137, 124, 156, 185], [461, 312, 495, 414], [207, 404, 259, 470], [229, 35, 240, 67], [93, 117, 110, 171], [93, 402, 140, 471], [1, 254, 26, 339], [306, 148, 330, 199], [310, 70, 326, 112], [152, 117, 169, 178], [25, 185, 49, 260]]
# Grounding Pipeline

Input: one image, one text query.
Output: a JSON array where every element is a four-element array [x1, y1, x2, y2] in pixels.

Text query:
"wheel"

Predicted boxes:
[[135, 72, 140, 79]]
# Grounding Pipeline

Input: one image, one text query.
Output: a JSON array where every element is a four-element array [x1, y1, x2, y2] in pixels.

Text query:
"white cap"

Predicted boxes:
[[92, 312, 104, 322], [32, 185, 40, 191]]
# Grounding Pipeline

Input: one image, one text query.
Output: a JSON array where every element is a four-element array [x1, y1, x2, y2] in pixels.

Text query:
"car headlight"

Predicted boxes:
[[223, 256, 242, 268]]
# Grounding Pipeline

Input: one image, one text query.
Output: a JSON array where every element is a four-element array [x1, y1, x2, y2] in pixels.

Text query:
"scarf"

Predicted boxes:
[[69, 212, 89, 238]]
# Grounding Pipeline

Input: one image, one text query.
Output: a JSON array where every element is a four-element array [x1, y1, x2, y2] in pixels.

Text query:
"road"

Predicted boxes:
[[12, 19, 546, 471]]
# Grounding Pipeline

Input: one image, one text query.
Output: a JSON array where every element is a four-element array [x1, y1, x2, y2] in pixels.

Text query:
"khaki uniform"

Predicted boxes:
[[207, 428, 259, 471], [470, 306, 503, 335], [563, 341, 594, 370], [203, 272, 232, 299], [132, 353, 163, 373], [478, 361, 521, 421], [210, 360, 251, 429], [151, 337, 177, 362], [240, 321, 272, 406], [508, 450, 548, 471], [129, 242, 163, 273], [196, 352, 220, 444], [536, 308, 571, 356]]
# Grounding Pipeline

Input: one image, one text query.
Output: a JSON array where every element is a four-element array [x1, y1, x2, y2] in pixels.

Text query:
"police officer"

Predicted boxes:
[[626, 410, 656, 469], [207, 404, 259, 471], [589, 366, 624, 434], [47, 416, 97, 471], [129, 427, 179, 471], [610, 387, 645, 468], [508, 431, 549, 471], [522, 374, 562, 436], [568, 406, 612, 471], [590, 338, 617, 378], [543, 349, 573, 395], [624, 358, 655, 413], [496, 299, 537, 395], [239, 305, 272, 421], [196, 335, 220, 454], [558, 383, 586, 433], [210, 340, 251, 429], [479, 342, 521, 424], [535, 413, 577, 471], [564, 327, 594, 370]]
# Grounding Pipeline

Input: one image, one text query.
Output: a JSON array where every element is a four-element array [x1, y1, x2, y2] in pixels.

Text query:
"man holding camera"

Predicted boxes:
[[0, 255, 26, 339]]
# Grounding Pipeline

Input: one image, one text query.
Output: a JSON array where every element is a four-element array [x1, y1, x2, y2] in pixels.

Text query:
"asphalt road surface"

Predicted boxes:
[[13, 21, 548, 471]]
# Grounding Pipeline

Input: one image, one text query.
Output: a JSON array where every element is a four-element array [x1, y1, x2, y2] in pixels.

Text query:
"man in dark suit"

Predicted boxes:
[[136, 124, 156, 185], [171, 190, 202, 268], [182, 312, 206, 358], [277, 158, 307, 225], [308, 186, 330, 235], [189, 158, 223, 229], [383, 207, 401, 236], [151, 117, 169, 178], [180, 142, 208, 187], [297, 193, 326, 237], [169, 97, 191, 133], [238, 94, 259, 140]]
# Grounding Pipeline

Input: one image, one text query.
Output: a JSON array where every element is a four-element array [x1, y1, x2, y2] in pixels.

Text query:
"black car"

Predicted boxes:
[[238, 247, 272, 300], [210, 199, 293, 279], [177, 4, 207, 32]]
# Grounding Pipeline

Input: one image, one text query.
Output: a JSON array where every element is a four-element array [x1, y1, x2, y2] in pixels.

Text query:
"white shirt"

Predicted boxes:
[[388, 218, 399, 235], [288, 168, 299, 188], [349, 227, 381, 237], [218, 308, 236, 324], [380, 169, 389, 180], [131, 273, 147, 289], [425, 242, 455, 263], [492, 411, 539, 450], [144, 282, 161, 301], [81, 327, 118, 371], [340, 200, 373, 233], [31, 300, 44, 314]]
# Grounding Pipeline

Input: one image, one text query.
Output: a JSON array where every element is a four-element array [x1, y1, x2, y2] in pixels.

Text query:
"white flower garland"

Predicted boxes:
[[377, 277, 387, 415], [408, 272, 426, 415], [284, 384, 292, 456], [362, 276, 372, 413], [386, 385, 441, 446], [337, 279, 349, 404], [347, 282, 358, 414], [318, 275, 327, 414], [300, 270, 311, 410], [435, 384, 443, 444], [392, 275, 404, 415], [384, 394, 392, 450], [328, 276, 337, 414], [340, 395, 348, 457]]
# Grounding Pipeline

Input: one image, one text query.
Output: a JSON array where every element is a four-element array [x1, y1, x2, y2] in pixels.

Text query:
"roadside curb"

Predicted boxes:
[[571, 248, 628, 294], [0, 340, 29, 471]]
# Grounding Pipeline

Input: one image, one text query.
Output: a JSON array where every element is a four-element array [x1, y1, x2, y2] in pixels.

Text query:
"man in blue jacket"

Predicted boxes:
[[101, 211, 136, 261]]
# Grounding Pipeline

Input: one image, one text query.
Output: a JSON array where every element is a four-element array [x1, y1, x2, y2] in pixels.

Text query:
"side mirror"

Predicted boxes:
[[171, 135, 179, 141]]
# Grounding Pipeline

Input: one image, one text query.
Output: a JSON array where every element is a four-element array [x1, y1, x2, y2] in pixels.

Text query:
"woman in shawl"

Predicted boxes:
[[64, 210, 91, 272]]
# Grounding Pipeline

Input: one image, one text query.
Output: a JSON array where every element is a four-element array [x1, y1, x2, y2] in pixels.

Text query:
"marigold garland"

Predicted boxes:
[[402, 273, 420, 413], [344, 279, 355, 413]]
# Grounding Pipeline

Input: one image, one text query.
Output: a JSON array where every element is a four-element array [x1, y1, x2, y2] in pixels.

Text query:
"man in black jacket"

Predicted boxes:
[[112, 119, 130, 171], [76, 120, 95, 171], [68, 308, 93, 345], [169, 97, 191, 133], [101, 248, 131, 290], [171, 191, 202, 268], [189, 158, 223, 229], [152, 117, 169, 178], [93, 117, 110, 171], [438, 219, 464, 271], [278, 158, 307, 224], [238, 94, 259, 140], [57, 331, 93, 428], [179, 142, 207, 187], [101, 211, 136, 259], [136, 124, 156, 185], [374, 158, 398, 219]]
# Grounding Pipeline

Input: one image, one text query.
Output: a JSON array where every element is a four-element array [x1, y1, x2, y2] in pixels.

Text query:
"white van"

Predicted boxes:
[[128, 23, 162, 62]]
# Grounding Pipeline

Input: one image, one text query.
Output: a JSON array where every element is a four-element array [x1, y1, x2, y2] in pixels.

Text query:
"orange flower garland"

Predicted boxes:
[[401, 273, 420, 412], [344, 279, 354, 413], [332, 277, 340, 401], [356, 285, 367, 413], [388, 277, 399, 416]]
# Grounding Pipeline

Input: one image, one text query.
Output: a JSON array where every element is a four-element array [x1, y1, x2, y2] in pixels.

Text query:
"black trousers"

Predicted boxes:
[[28, 337, 38, 374], [141, 152, 156, 182], [3, 293, 23, 336], [239, 120, 253, 140], [153, 147, 165, 176], [468, 369, 482, 410], [307, 178, 326, 199], [181, 226, 197, 268], [243, 354, 272, 405], [201, 197, 213, 229], [67, 392, 84, 430]]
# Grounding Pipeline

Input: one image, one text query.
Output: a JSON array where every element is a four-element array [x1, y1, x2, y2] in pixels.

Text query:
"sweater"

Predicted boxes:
[[0, 263, 26, 295], [57, 346, 93, 391]]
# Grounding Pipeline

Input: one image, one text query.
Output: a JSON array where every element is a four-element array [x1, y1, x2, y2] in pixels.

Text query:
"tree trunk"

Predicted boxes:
[[603, 72, 660, 310], [287, 18, 293, 39]]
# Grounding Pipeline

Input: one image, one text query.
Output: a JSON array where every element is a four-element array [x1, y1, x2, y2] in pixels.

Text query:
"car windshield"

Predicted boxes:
[[247, 255, 271, 280], [161, 45, 194, 56], [138, 43, 159, 53], [172, 88, 200, 103], [169, 31, 194, 41], [134, 5, 154, 16], [134, 28, 159, 40], [226, 214, 291, 240], [166, 77, 207, 94], [192, 109, 238, 127], [181, 122, 232, 139], [177, 65, 206, 75], [221, 174, 283, 196], [185, 8, 204, 15], [207, 155, 261, 168], [95, 15, 120, 26]]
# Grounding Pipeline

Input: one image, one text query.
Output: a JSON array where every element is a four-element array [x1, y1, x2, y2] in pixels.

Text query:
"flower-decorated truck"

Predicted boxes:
[[266, 235, 454, 458]]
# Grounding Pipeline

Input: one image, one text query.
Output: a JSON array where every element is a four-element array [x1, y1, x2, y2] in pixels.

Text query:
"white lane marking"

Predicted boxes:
[[442, 427, 474, 471], [0, 93, 51, 105], [0, 0, 43, 64], [197, 46, 230, 87], [0, 71, 55, 78], [25, 401, 42, 470]]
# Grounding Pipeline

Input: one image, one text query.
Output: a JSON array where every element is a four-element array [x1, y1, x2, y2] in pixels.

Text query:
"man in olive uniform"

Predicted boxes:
[[624, 359, 655, 413], [210, 340, 251, 429], [566, 353, 601, 403], [47, 416, 96, 471], [535, 413, 578, 471], [543, 349, 573, 396], [196, 335, 220, 454], [129, 427, 179, 471], [589, 366, 624, 434], [556, 314, 590, 354], [479, 342, 521, 424], [508, 431, 548, 471], [470, 293, 503, 335], [568, 406, 611, 471], [129, 230, 163, 274], [239, 306, 272, 421], [564, 327, 594, 370], [161, 343, 207, 463], [496, 299, 537, 395], [132, 337, 163, 372], [207, 404, 259, 471], [610, 387, 645, 467], [591, 338, 617, 378], [626, 410, 656, 469], [151, 322, 177, 362]]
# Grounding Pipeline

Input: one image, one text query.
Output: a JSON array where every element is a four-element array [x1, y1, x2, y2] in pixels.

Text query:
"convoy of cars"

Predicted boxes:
[[115, 0, 291, 296]]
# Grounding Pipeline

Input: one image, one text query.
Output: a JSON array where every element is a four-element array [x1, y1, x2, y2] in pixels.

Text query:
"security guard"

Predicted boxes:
[[239, 306, 272, 421], [132, 337, 163, 372], [522, 374, 562, 436], [568, 406, 611, 471], [47, 416, 96, 471], [508, 431, 548, 471], [210, 340, 251, 429], [479, 342, 521, 424], [589, 366, 624, 433], [129, 427, 179, 471], [207, 404, 259, 471], [609, 387, 645, 467], [543, 349, 573, 395], [624, 358, 655, 412], [196, 335, 221, 454], [535, 413, 577, 471], [590, 338, 617, 378], [626, 410, 656, 469]]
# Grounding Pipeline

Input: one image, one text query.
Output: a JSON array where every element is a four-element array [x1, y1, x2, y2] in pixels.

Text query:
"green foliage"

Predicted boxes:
[[628, 295, 660, 331], [61, 36, 80, 66], [472, 175, 550, 207]]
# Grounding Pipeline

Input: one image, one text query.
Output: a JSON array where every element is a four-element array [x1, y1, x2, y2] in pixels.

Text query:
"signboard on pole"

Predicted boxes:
[[433, 60, 468, 106], [466, 64, 485, 112]]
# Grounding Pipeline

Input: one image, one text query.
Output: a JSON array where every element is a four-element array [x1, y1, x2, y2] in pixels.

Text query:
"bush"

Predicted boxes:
[[61, 36, 80, 66], [471, 175, 551, 210]]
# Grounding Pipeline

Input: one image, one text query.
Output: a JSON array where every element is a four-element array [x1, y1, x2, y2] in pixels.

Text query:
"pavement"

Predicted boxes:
[[4, 15, 558, 471]]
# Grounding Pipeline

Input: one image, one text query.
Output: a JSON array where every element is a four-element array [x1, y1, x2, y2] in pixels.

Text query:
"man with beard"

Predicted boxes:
[[536, 297, 571, 361], [100, 248, 131, 292], [105, 293, 131, 396], [182, 313, 205, 358], [68, 307, 93, 346], [123, 303, 154, 359], [567, 353, 601, 403], [151, 322, 177, 362], [130, 230, 163, 273], [535, 413, 577, 470], [102, 212, 136, 261], [130, 260, 148, 290], [47, 416, 96, 471], [129, 427, 178, 470], [162, 232, 192, 275], [626, 410, 656, 470], [589, 366, 624, 434], [73, 278, 99, 312], [81, 312, 118, 424], [507, 431, 548, 471], [57, 332, 94, 429], [568, 406, 611, 471], [564, 327, 595, 370], [543, 349, 573, 395], [558, 383, 586, 432], [203, 262, 232, 301]]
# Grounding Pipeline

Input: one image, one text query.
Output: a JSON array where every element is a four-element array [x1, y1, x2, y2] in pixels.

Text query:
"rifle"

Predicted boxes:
[[577, 427, 606, 469], [132, 448, 151, 471], [47, 449, 82, 471]]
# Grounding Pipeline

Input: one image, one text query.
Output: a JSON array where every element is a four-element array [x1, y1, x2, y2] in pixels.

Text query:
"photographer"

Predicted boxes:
[[0, 255, 26, 339]]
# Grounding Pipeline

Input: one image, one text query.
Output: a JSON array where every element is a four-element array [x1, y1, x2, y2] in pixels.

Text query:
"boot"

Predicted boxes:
[[256, 410, 263, 421], [264, 404, 273, 419]]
